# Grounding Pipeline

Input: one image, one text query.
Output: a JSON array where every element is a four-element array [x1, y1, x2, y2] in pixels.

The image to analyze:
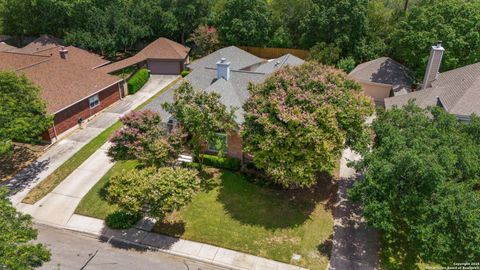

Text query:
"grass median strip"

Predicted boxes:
[[22, 78, 180, 205]]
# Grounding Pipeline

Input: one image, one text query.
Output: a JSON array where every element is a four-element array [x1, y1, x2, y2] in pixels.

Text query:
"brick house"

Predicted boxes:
[[147, 46, 304, 162], [0, 35, 124, 142]]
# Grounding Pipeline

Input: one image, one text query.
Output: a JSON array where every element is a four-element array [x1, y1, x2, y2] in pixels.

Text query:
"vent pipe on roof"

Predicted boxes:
[[59, 46, 69, 60], [217, 58, 230, 81], [422, 41, 444, 89]]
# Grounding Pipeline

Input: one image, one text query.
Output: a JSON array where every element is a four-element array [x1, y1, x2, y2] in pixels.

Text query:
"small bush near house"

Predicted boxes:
[[127, 68, 149, 95], [105, 210, 141, 229], [180, 70, 190, 77], [200, 154, 241, 171], [337, 57, 356, 73]]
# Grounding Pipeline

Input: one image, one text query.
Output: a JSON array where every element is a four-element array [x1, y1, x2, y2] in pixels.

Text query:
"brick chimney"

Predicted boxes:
[[59, 46, 69, 60], [422, 41, 444, 89], [217, 58, 230, 80]]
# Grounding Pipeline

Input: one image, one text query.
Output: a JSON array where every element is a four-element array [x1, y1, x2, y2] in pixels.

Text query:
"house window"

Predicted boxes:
[[208, 133, 228, 152], [89, 94, 100, 108]]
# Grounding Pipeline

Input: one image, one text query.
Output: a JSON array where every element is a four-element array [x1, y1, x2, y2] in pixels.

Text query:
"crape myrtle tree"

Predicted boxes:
[[0, 72, 52, 155], [188, 25, 220, 58], [242, 62, 374, 188], [162, 82, 236, 167], [108, 110, 181, 168], [107, 167, 201, 220], [349, 102, 480, 268], [0, 188, 51, 269]]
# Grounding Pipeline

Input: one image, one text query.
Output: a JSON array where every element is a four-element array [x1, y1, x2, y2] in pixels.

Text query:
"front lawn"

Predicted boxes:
[[75, 166, 335, 270]]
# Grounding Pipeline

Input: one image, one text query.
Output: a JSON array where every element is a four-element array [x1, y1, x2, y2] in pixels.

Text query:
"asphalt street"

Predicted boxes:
[[36, 224, 228, 270]]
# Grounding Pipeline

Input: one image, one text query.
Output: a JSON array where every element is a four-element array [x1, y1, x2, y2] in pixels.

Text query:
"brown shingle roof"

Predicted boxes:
[[97, 37, 190, 74], [34, 46, 110, 69], [0, 49, 122, 115], [0, 42, 16, 52], [0, 52, 49, 70], [18, 58, 122, 114]]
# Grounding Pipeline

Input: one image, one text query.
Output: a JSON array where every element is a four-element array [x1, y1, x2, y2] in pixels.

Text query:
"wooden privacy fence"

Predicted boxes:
[[239, 46, 309, 60]]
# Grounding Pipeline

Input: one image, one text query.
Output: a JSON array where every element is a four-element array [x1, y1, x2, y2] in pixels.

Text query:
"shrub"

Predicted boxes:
[[200, 154, 241, 171], [180, 70, 190, 77], [127, 68, 149, 95], [337, 57, 356, 73], [105, 210, 141, 229]]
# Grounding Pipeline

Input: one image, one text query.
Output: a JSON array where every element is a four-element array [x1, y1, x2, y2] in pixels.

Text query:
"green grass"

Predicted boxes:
[[75, 168, 334, 270], [75, 160, 139, 219], [22, 77, 180, 204]]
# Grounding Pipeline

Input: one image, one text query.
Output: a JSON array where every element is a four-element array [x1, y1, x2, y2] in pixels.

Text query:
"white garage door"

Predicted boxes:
[[147, 60, 181, 75]]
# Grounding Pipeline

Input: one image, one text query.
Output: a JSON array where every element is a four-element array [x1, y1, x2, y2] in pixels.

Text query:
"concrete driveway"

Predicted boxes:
[[328, 149, 379, 270], [5, 75, 178, 206]]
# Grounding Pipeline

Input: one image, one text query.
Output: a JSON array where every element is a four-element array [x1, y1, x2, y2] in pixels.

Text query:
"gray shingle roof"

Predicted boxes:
[[188, 46, 264, 71], [349, 57, 413, 87], [385, 62, 480, 119], [146, 46, 305, 125]]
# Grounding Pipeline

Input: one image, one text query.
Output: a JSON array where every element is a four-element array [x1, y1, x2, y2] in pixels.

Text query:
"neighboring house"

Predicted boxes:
[[348, 57, 413, 106], [385, 42, 480, 122], [0, 35, 124, 141], [148, 46, 304, 161], [97, 37, 190, 75]]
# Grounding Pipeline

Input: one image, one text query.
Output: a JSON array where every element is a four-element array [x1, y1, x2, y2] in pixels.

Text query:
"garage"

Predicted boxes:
[[147, 59, 181, 75]]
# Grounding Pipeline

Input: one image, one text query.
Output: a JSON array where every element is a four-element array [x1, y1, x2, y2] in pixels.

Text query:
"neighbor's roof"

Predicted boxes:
[[10, 35, 63, 54], [0, 42, 16, 52], [385, 62, 480, 118], [0, 49, 121, 115], [34, 46, 110, 69], [18, 58, 122, 114], [188, 46, 264, 71], [97, 37, 190, 74], [349, 57, 413, 88]]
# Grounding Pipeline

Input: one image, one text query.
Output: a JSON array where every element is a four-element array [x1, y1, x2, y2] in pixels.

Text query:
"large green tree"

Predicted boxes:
[[390, 0, 480, 79], [0, 188, 51, 269], [350, 103, 480, 268], [216, 0, 273, 46], [242, 62, 374, 188], [0, 72, 52, 155], [162, 82, 236, 166], [300, 0, 369, 58]]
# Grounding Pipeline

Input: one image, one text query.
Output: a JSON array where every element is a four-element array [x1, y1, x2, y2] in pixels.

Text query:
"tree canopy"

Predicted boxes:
[[217, 0, 273, 46], [390, 0, 480, 79], [350, 103, 480, 268], [0, 72, 52, 155], [162, 82, 236, 165], [0, 188, 51, 269], [242, 62, 374, 188]]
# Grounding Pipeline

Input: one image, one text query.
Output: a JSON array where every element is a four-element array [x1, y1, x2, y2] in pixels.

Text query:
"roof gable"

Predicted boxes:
[[188, 46, 264, 71], [349, 57, 413, 87]]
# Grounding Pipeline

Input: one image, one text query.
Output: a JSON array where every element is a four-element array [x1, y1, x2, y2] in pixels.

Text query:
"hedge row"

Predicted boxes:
[[127, 68, 149, 95], [201, 154, 241, 171]]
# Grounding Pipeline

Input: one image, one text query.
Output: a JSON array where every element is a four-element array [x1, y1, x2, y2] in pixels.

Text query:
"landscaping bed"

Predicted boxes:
[[74, 165, 336, 270], [0, 143, 45, 183]]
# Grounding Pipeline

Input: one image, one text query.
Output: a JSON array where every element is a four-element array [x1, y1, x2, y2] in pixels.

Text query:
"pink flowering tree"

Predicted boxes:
[[242, 62, 374, 188], [188, 25, 220, 58], [108, 110, 181, 167]]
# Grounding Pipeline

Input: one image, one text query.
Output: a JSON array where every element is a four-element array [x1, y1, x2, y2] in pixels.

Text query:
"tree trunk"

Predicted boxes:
[[404, 0, 409, 13]]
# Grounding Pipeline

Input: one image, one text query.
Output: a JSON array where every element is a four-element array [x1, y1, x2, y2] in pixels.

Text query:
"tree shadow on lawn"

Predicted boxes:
[[217, 171, 337, 229]]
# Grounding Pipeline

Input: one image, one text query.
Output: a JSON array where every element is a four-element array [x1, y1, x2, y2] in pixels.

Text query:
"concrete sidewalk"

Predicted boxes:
[[45, 214, 307, 270], [327, 149, 379, 270], [5, 75, 178, 206]]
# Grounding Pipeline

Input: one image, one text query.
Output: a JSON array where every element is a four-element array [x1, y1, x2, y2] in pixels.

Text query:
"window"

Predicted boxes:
[[89, 94, 100, 108], [167, 117, 177, 133], [208, 133, 228, 152]]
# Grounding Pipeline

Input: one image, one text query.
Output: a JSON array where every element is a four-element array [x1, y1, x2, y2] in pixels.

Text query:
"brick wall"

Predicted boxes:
[[44, 83, 122, 140], [227, 131, 243, 161]]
